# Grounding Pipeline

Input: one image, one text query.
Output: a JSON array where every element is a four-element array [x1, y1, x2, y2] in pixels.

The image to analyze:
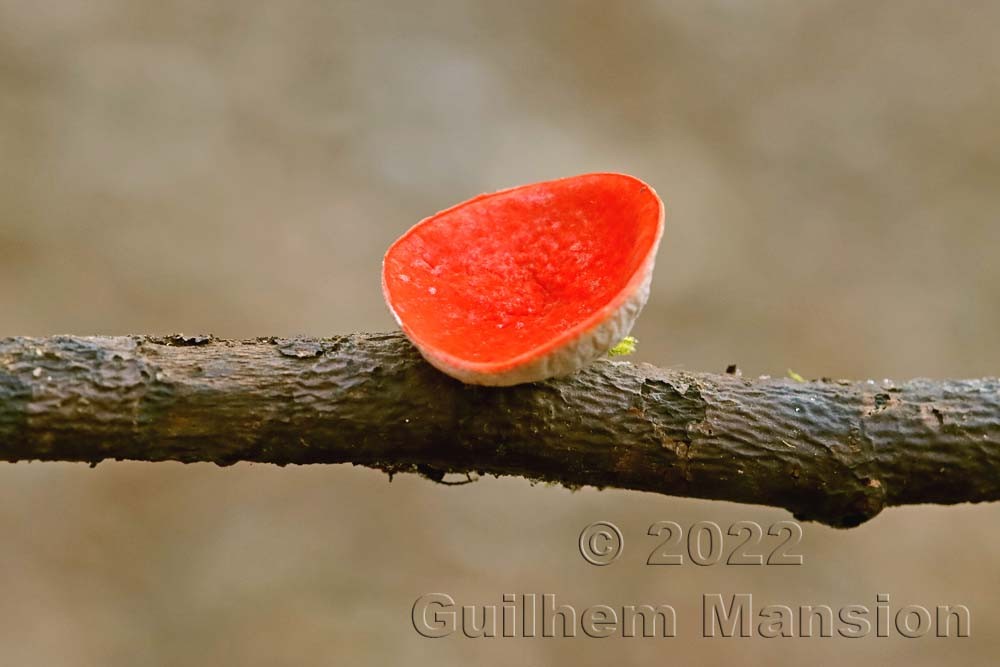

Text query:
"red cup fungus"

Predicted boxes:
[[382, 172, 664, 386]]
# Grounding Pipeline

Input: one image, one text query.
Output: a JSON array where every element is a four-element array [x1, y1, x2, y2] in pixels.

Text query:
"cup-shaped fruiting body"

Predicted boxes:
[[382, 173, 665, 386]]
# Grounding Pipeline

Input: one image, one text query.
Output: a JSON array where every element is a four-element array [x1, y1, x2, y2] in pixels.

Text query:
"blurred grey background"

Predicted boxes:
[[2, 1, 999, 664]]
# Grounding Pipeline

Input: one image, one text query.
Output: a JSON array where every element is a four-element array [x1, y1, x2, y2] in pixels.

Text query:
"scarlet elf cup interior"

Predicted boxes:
[[382, 173, 665, 386]]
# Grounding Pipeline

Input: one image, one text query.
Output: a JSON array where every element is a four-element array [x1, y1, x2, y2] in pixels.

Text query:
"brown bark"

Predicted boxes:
[[1, 333, 998, 527]]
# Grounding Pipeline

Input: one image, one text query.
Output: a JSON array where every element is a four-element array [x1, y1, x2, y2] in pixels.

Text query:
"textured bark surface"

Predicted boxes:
[[1, 333, 998, 527]]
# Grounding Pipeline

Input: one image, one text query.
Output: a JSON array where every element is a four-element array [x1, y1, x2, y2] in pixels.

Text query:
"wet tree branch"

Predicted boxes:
[[1, 333, 998, 527]]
